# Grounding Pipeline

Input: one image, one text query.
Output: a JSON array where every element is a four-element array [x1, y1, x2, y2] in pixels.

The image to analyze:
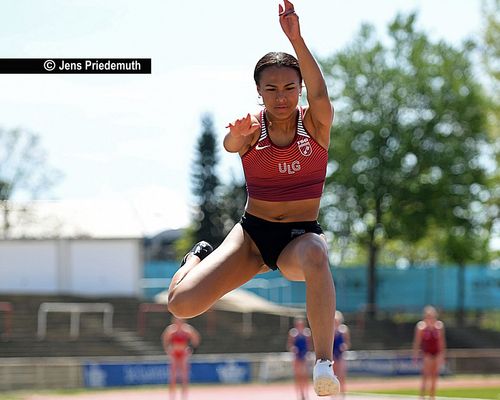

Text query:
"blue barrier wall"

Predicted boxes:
[[334, 266, 500, 312], [83, 359, 251, 388], [143, 262, 500, 312]]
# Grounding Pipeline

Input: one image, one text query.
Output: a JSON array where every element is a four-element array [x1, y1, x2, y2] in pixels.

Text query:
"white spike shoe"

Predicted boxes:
[[313, 359, 340, 396]]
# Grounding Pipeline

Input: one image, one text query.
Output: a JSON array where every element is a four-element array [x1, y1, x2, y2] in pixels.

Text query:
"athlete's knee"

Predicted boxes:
[[167, 289, 195, 318], [297, 235, 329, 272]]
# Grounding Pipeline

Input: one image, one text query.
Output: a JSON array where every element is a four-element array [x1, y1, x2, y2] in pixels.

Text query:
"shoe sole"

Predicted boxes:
[[314, 376, 339, 396]]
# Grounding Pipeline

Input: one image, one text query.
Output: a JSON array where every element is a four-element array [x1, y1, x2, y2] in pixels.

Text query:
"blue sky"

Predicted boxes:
[[0, 0, 484, 236]]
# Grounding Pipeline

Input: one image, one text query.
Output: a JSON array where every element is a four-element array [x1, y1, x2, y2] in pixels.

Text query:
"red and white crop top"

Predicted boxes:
[[241, 107, 328, 202]]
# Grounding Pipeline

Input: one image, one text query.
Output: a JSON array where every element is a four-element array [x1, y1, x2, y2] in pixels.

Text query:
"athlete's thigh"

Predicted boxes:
[[429, 357, 440, 376], [179, 223, 264, 300], [277, 233, 328, 282], [422, 355, 434, 375]]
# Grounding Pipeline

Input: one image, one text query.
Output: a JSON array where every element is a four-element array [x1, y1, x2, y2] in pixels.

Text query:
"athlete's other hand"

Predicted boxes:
[[279, 0, 300, 42], [226, 113, 260, 138]]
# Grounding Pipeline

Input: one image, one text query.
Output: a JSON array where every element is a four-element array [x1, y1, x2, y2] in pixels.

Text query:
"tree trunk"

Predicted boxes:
[[456, 262, 466, 326], [1, 201, 9, 239], [366, 200, 382, 320], [366, 231, 378, 320]]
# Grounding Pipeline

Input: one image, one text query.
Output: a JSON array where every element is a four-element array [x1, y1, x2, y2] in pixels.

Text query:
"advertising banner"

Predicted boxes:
[[83, 359, 251, 388]]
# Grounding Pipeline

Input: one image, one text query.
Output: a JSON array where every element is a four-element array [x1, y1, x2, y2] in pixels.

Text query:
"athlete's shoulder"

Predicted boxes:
[[289, 328, 299, 337], [416, 320, 426, 330], [435, 320, 444, 330]]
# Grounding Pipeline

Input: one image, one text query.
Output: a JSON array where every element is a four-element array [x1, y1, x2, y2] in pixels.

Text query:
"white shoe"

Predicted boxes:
[[313, 359, 340, 396]]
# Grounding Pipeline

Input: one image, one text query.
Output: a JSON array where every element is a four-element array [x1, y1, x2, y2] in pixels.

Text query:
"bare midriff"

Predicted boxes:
[[246, 197, 321, 222]]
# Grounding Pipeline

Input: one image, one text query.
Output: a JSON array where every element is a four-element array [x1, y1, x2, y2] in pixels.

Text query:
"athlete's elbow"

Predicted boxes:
[[223, 140, 240, 153]]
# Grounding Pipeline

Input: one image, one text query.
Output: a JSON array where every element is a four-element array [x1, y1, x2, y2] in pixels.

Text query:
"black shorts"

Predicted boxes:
[[239, 212, 323, 270]]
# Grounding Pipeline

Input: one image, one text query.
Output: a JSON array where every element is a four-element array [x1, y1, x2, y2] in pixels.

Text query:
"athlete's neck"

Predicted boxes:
[[266, 109, 297, 136]]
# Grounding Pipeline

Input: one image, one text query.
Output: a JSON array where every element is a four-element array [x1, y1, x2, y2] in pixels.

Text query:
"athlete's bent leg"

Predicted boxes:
[[168, 224, 264, 318]]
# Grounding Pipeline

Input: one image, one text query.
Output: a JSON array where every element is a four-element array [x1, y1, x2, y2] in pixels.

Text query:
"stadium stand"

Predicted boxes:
[[1, 294, 500, 359]]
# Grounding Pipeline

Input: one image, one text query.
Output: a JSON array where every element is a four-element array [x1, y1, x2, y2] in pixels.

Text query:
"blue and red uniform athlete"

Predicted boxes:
[[288, 318, 312, 400], [333, 311, 350, 396]]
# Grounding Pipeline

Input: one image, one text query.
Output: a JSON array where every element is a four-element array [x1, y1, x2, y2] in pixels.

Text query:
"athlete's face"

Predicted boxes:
[[257, 66, 301, 117], [424, 307, 437, 321]]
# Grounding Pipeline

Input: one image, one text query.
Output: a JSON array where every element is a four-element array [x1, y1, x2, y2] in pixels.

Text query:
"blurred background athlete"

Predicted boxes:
[[288, 317, 312, 400], [413, 305, 446, 400], [162, 317, 200, 400]]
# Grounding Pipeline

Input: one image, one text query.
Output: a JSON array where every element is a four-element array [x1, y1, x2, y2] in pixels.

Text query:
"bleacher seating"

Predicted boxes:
[[1, 294, 499, 359]]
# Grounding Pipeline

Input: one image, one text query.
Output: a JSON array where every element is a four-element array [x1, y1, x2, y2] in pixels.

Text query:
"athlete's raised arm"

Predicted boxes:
[[279, 0, 333, 146]]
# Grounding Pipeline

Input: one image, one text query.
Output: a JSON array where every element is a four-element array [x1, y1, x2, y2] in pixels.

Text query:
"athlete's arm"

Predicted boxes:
[[305, 328, 312, 351], [188, 325, 201, 348], [223, 113, 260, 153], [437, 321, 446, 364], [287, 329, 296, 352], [279, 0, 333, 148], [412, 322, 423, 361], [342, 325, 351, 351], [161, 328, 171, 353]]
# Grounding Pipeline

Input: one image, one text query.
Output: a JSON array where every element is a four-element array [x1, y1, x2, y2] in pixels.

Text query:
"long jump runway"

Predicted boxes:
[[24, 376, 500, 400], [24, 379, 499, 400], [25, 386, 406, 400]]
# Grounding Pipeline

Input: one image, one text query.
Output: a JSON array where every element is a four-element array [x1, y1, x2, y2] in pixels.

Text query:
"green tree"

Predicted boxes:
[[0, 127, 60, 238], [218, 175, 246, 236], [481, 0, 500, 267], [482, 0, 500, 105], [321, 14, 493, 317], [190, 114, 225, 248]]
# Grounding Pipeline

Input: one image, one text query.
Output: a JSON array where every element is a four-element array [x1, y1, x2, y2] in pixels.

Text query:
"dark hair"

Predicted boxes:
[[253, 52, 302, 85]]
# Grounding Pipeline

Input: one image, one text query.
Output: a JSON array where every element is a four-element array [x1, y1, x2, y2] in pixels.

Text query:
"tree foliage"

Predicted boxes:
[[190, 114, 225, 247], [481, 0, 500, 263], [320, 14, 493, 313], [218, 175, 247, 236], [0, 127, 59, 238]]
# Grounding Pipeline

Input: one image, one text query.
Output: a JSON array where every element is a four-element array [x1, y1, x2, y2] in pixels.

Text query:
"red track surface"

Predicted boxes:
[[25, 376, 500, 400], [25, 384, 388, 400]]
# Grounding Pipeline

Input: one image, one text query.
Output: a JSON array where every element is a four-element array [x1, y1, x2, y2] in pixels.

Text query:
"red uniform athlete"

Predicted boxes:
[[162, 317, 200, 400], [167, 1, 339, 395], [412, 306, 446, 400]]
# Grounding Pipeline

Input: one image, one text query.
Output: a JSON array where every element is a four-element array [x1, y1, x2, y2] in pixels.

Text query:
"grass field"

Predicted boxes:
[[355, 387, 500, 399]]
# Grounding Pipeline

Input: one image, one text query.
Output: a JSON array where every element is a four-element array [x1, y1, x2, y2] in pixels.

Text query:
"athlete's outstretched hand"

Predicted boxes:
[[279, 0, 301, 42], [226, 113, 260, 138]]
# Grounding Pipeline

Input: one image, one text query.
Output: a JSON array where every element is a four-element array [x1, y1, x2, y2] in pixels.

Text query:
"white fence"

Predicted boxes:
[[0, 239, 141, 297]]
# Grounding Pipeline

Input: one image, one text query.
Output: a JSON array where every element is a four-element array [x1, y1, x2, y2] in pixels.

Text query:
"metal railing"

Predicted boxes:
[[37, 303, 114, 339]]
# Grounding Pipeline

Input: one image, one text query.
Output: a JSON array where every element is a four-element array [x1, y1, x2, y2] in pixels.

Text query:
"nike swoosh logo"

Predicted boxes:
[[255, 144, 271, 150]]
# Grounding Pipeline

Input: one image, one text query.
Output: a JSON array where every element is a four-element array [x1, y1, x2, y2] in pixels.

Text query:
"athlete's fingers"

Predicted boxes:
[[284, 0, 294, 10], [242, 122, 260, 136]]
